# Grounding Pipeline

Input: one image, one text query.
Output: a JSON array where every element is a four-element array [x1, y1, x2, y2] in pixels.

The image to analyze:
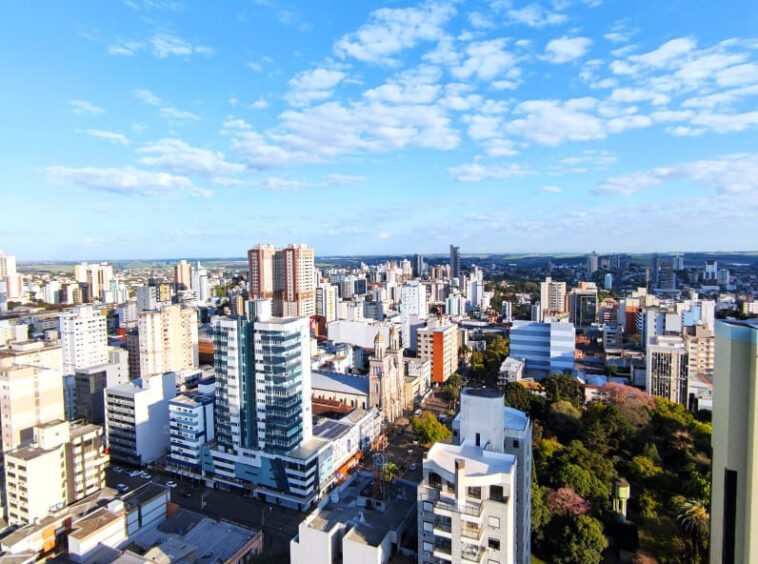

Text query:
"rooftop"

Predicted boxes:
[[306, 473, 416, 546], [313, 419, 353, 441], [287, 436, 331, 461], [311, 370, 369, 396], [503, 407, 529, 432], [121, 482, 168, 510], [68, 507, 122, 541], [426, 442, 516, 477], [462, 387, 502, 399]]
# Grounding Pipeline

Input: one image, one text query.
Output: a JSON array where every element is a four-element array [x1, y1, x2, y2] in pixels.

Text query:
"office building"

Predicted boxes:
[[568, 284, 598, 328], [509, 321, 575, 375], [452, 388, 532, 564], [711, 319, 758, 563], [657, 258, 676, 290], [4, 420, 108, 526], [414, 253, 424, 277], [104, 372, 176, 466], [450, 245, 460, 279], [0, 363, 65, 452], [401, 280, 428, 348], [247, 243, 316, 317], [191, 262, 211, 302], [168, 391, 215, 473], [175, 259, 193, 291], [704, 260, 718, 281], [74, 262, 114, 303], [417, 436, 517, 563], [539, 277, 566, 315], [604, 273, 613, 291], [417, 323, 459, 384], [587, 251, 598, 274], [502, 301, 512, 323], [646, 335, 688, 405], [60, 306, 108, 375], [137, 305, 198, 378]]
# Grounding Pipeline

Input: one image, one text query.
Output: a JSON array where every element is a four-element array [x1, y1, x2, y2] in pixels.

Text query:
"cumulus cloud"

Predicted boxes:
[[503, 3, 568, 28], [78, 129, 130, 145], [285, 67, 346, 106], [137, 138, 245, 176], [322, 174, 366, 184], [452, 39, 520, 81], [543, 36, 592, 63], [595, 153, 758, 195], [505, 98, 606, 145], [133, 89, 162, 106], [46, 166, 209, 197], [541, 185, 562, 192], [334, 2, 456, 65]]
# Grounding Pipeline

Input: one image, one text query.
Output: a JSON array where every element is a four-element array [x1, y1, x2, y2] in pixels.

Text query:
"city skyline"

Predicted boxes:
[[2, 1, 757, 260]]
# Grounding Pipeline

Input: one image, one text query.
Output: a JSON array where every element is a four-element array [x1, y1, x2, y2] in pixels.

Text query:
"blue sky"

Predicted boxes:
[[2, 0, 758, 260]]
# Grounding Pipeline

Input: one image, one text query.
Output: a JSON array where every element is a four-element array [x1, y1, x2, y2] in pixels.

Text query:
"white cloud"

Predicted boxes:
[[452, 39, 519, 81], [541, 185, 562, 192], [483, 138, 519, 157], [505, 98, 606, 145], [286, 67, 346, 106], [448, 160, 533, 182], [634, 37, 697, 68], [250, 98, 269, 110], [468, 12, 494, 29], [108, 32, 213, 58], [46, 166, 209, 197], [560, 149, 617, 167], [609, 87, 669, 105], [543, 36, 591, 63], [79, 129, 130, 145], [462, 114, 502, 140], [364, 65, 442, 104], [322, 174, 365, 184], [158, 107, 200, 121], [504, 3, 568, 28], [70, 100, 105, 115], [334, 2, 456, 65], [133, 89, 162, 106], [254, 177, 305, 190], [137, 138, 244, 176], [595, 153, 758, 195]]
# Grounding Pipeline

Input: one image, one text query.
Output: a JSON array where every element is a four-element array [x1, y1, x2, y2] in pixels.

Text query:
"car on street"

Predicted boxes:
[[128, 469, 141, 477], [139, 471, 151, 479], [116, 483, 129, 493], [166, 480, 178, 488], [111, 466, 124, 474]]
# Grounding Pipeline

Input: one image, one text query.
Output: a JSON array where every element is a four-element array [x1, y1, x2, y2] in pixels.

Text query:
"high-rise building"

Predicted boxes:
[[449, 244, 460, 279], [316, 283, 338, 322], [502, 301, 513, 322], [168, 391, 215, 473], [0, 251, 21, 299], [75, 360, 130, 424], [207, 301, 327, 510], [509, 321, 575, 375], [413, 253, 424, 277], [568, 284, 598, 328], [711, 319, 758, 564], [191, 261, 210, 301], [0, 364, 65, 452], [137, 305, 198, 378], [247, 244, 316, 317], [104, 372, 176, 466], [175, 259, 193, 291], [683, 325, 715, 381], [452, 388, 532, 564], [587, 251, 599, 274], [401, 280, 428, 348], [418, 427, 517, 563], [417, 323, 459, 384], [4, 420, 108, 526], [657, 258, 676, 290], [74, 262, 114, 302], [59, 305, 108, 375], [646, 335, 688, 405], [704, 259, 718, 281], [539, 277, 566, 315]]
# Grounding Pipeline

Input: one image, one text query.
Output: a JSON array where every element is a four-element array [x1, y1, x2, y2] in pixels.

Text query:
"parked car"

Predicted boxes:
[[116, 483, 129, 493], [111, 466, 124, 474], [128, 469, 141, 477], [166, 480, 178, 488], [139, 471, 151, 479]]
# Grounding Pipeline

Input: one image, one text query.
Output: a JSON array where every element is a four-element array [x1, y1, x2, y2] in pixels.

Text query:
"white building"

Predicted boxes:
[[418, 440, 517, 564], [646, 335, 689, 405], [105, 372, 176, 466], [401, 281, 428, 348], [59, 305, 108, 375], [137, 305, 198, 378], [498, 357, 525, 385], [168, 391, 214, 473], [509, 321, 575, 375], [540, 277, 566, 315], [316, 283, 339, 322]]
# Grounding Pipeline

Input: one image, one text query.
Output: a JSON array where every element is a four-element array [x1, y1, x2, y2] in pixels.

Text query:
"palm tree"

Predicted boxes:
[[381, 462, 400, 484], [676, 498, 709, 562]]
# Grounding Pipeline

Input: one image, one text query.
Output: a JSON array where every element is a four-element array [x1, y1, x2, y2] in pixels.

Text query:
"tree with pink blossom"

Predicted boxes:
[[547, 486, 591, 516]]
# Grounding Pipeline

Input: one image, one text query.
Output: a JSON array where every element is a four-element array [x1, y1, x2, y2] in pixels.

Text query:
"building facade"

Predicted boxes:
[[417, 323, 459, 384], [59, 306, 108, 375], [509, 321, 575, 375], [646, 335, 689, 405]]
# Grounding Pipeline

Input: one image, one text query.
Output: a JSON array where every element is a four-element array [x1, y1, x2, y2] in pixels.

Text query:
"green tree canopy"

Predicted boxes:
[[411, 411, 451, 445]]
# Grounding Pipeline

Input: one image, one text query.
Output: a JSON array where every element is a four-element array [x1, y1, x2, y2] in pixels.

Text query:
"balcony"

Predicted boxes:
[[432, 518, 452, 539], [461, 524, 483, 542], [432, 541, 452, 561], [433, 496, 483, 518], [461, 545, 484, 563]]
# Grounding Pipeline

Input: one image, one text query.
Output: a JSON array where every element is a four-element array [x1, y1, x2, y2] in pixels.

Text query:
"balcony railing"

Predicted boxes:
[[434, 497, 483, 517]]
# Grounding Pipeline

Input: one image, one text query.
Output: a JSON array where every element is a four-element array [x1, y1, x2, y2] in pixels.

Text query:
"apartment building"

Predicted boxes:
[[417, 323, 458, 384], [4, 420, 108, 526]]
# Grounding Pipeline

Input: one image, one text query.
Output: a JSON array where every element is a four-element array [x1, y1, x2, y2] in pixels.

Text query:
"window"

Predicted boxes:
[[489, 485, 504, 502], [423, 542, 433, 553], [488, 516, 500, 528], [423, 521, 433, 532], [513, 440, 519, 448], [428, 472, 442, 489], [488, 538, 500, 550], [476, 432, 481, 446], [467, 486, 481, 500]]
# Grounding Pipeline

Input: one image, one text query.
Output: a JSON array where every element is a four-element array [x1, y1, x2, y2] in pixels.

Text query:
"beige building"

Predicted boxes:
[[417, 322, 458, 384], [60, 305, 108, 375], [247, 244, 316, 317], [711, 319, 758, 564], [0, 363, 65, 452], [540, 277, 566, 315], [368, 328, 405, 423], [683, 324, 715, 381], [4, 420, 108, 526], [0, 339, 63, 372], [646, 335, 689, 405], [137, 305, 198, 378], [174, 259, 193, 291]]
